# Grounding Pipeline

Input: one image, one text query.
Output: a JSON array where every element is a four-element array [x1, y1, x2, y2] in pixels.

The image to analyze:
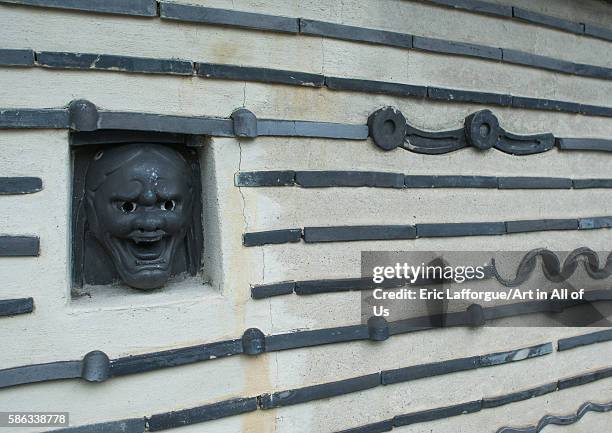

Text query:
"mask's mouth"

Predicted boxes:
[[125, 231, 167, 263]]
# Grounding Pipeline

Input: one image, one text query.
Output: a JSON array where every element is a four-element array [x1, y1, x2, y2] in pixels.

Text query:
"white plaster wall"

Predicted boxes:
[[0, 1, 611, 432]]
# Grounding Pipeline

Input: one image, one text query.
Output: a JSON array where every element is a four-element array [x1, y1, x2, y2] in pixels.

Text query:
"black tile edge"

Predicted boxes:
[[295, 277, 381, 296], [147, 397, 258, 431], [557, 138, 612, 152], [242, 229, 302, 246], [428, 87, 511, 106], [235, 171, 296, 187], [94, 111, 234, 136], [584, 24, 612, 42], [0, 359, 83, 389], [479, 343, 553, 367], [505, 219, 578, 234], [416, 222, 506, 237], [300, 19, 413, 49], [256, 119, 369, 140], [196, 62, 324, 87], [295, 171, 405, 188], [405, 175, 497, 188], [382, 356, 480, 385], [325, 76, 428, 97], [0, 177, 43, 194], [109, 339, 243, 377], [259, 373, 380, 409], [512, 7, 583, 34], [496, 400, 612, 433], [558, 330, 612, 351], [501, 48, 610, 78], [0, 48, 35, 67], [557, 366, 612, 390], [0, 236, 40, 256], [579, 104, 612, 117], [160, 2, 299, 33], [420, 0, 512, 17], [0, 0, 157, 16], [483, 382, 557, 409], [38, 418, 146, 433], [498, 177, 572, 189], [37, 51, 194, 76], [303, 225, 417, 242], [511, 96, 581, 114], [382, 343, 551, 386], [573, 179, 612, 189], [336, 419, 394, 433], [0, 298, 34, 317], [578, 216, 612, 230], [393, 400, 482, 427], [265, 325, 369, 351], [0, 108, 69, 129], [414, 35, 501, 60], [251, 281, 295, 299]]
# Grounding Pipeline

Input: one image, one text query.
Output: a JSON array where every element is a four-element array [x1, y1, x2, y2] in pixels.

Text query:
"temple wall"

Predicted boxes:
[[0, 1, 611, 432]]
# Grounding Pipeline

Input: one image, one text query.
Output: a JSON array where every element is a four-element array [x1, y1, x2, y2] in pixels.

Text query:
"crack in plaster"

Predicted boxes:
[[237, 140, 249, 231]]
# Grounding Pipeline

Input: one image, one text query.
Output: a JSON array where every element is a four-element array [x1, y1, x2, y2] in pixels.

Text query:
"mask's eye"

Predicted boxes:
[[161, 200, 176, 211], [119, 201, 137, 213]]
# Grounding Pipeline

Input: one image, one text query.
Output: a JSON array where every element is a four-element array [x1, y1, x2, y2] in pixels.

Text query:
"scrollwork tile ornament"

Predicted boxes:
[[368, 107, 555, 155]]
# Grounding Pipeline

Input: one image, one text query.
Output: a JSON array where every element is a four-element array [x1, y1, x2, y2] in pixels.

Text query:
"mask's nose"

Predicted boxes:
[[133, 189, 165, 232], [140, 188, 157, 206], [135, 215, 164, 233]]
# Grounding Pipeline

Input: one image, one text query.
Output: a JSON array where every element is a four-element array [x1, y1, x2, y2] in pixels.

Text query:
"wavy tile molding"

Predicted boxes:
[[368, 107, 612, 154], [496, 400, 612, 433]]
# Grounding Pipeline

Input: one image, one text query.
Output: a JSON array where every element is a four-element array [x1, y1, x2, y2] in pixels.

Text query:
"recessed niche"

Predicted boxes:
[[70, 130, 206, 298]]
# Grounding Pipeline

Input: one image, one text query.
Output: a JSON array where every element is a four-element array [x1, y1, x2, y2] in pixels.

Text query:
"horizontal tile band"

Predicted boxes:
[[242, 216, 612, 246], [2, 102, 609, 155], [496, 400, 612, 433], [1, 49, 612, 118], [252, 246, 612, 299], [0, 177, 42, 194], [159, 2, 299, 34], [337, 365, 612, 433], [4, 3, 611, 79], [3, 292, 610, 391], [0, 298, 33, 317], [27, 342, 553, 432], [0, 236, 39, 256], [237, 172, 612, 189], [0, 101, 368, 139], [3, 0, 610, 45], [41, 363, 612, 432]]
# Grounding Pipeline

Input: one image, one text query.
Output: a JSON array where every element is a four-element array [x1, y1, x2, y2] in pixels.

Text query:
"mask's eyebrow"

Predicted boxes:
[[155, 179, 188, 199], [108, 180, 142, 201]]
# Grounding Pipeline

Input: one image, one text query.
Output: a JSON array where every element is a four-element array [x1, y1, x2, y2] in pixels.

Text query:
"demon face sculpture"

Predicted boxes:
[[84, 143, 194, 290]]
